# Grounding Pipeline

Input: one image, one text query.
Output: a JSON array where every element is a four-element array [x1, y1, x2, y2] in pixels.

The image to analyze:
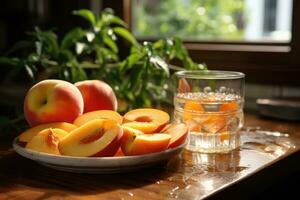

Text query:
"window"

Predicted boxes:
[[132, 0, 292, 42], [104, 0, 300, 86]]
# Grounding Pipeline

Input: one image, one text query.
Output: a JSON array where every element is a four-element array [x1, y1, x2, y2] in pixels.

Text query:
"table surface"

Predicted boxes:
[[0, 113, 299, 200]]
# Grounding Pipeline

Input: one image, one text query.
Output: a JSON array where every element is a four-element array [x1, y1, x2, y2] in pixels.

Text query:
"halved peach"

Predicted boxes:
[[123, 108, 170, 132], [58, 119, 122, 157], [19, 122, 77, 143], [26, 128, 69, 155], [162, 123, 188, 148], [121, 126, 171, 156], [73, 110, 123, 126]]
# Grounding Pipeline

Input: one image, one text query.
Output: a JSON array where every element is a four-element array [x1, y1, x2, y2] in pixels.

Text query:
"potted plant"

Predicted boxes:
[[0, 8, 205, 136]]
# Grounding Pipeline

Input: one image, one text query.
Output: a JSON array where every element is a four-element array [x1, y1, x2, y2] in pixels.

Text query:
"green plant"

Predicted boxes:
[[0, 8, 205, 133]]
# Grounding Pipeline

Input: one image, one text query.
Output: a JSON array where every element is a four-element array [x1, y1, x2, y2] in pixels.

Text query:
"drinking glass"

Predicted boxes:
[[174, 70, 245, 153]]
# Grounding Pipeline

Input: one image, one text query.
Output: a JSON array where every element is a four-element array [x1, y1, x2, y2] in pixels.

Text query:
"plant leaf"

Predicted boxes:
[[75, 42, 86, 55], [103, 34, 118, 53], [73, 9, 96, 26], [113, 27, 138, 46], [24, 64, 35, 80], [106, 15, 127, 27], [0, 116, 10, 128], [6, 40, 33, 55], [61, 28, 85, 49], [149, 56, 170, 77], [0, 57, 20, 66]]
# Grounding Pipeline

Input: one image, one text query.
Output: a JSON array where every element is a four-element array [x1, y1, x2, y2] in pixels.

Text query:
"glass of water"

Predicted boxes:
[[174, 70, 245, 153]]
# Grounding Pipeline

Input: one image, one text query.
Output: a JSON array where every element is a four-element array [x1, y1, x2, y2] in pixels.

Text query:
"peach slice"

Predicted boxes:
[[121, 126, 171, 156], [73, 110, 123, 126], [19, 122, 77, 143], [114, 148, 125, 157], [26, 128, 69, 155], [121, 122, 159, 134], [59, 119, 123, 157], [123, 108, 170, 132], [162, 123, 188, 148]]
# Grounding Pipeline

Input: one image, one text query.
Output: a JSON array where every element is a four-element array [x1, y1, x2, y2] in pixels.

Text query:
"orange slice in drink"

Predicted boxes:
[[201, 115, 227, 134], [183, 100, 205, 121], [220, 101, 238, 112]]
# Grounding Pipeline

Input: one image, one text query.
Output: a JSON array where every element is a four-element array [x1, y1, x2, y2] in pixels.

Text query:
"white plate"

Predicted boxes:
[[13, 138, 185, 174]]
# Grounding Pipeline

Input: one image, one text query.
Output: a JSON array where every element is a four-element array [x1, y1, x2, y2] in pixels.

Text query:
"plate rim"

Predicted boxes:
[[13, 137, 185, 163]]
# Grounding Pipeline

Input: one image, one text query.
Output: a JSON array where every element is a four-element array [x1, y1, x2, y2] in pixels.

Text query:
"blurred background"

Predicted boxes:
[[0, 1, 299, 198], [0, 0, 299, 128], [0, 0, 300, 109]]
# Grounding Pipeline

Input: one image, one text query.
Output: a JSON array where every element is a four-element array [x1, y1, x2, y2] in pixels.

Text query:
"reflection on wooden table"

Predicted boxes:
[[0, 113, 299, 200]]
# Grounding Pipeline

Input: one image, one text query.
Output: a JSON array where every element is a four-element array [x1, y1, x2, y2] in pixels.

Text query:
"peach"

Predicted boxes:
[[121, 126, 171, 156], [26, 128, 69, 155], [19, 122, 77, 143], [59, 119, 122, 157], [75, 80, 118, 113], [24, 79, 84, 126], [73, 110, 122, 126], [162, 123, 188, 148], [123, 108, 170, 133]]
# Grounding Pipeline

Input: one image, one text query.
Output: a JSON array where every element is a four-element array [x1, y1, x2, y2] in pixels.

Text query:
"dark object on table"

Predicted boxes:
[[256, 98, 300, 121]]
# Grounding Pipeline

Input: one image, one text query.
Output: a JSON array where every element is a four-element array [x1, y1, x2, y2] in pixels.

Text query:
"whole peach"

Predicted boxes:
[[75, 80, 118, 113], [24, 79, 84, 126]]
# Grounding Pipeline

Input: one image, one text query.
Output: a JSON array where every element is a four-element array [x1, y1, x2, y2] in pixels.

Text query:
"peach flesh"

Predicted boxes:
[[73, 110, 122, 126], [59, 119, 122, 157], [121, 126, 171, 156], [19, 122, 77, 143], [25, 128, 68, 155], [123, 108, 170, 132]]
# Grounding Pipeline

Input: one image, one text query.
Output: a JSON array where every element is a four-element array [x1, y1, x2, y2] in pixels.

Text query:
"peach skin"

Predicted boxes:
[[121, 126, 171, 156], [162, 123, 188, 148], [75, 80, 118, 113], [24, 79, 84, 126]]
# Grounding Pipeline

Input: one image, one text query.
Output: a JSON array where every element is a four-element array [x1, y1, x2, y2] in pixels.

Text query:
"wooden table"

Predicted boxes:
[[0, 113, 299, 200]]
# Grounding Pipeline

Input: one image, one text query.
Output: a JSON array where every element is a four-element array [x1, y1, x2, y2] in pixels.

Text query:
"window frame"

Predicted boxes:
[[104, 0, 300, 86]]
